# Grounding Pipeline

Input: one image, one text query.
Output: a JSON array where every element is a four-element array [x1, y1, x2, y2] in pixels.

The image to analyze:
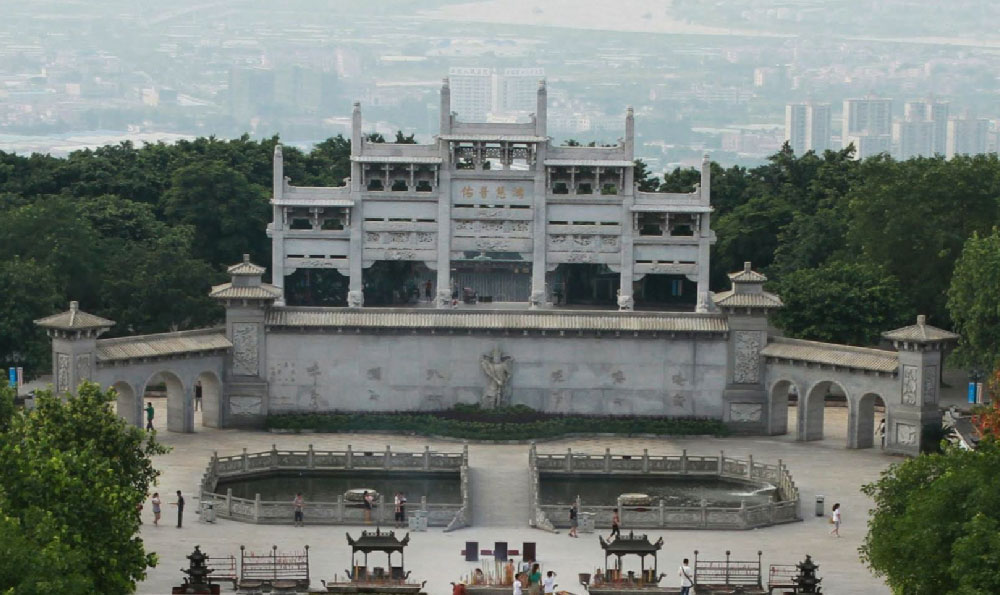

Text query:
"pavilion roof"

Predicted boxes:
[[227, 254, 266, 276], [599, 532, 663, 556], [35, 301, 114, 331], [346, 529, 410, 553], [882, 315, 959, 343]]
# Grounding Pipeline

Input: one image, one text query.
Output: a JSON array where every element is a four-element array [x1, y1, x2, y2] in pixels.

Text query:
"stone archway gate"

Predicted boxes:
[[35, 302, 231, 433]]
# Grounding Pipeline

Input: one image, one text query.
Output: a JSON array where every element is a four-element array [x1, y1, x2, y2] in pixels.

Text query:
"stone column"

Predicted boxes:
[[529, 80, 549, 308], [696, 154, 712, 311], [436, 150, 453, 308], [618, 201, 636, 311], [271, 144, 286, 305], [347, 102, 365, 308]]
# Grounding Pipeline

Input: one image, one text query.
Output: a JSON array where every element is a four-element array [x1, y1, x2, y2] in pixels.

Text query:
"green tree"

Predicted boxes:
[[772, 260, 911, 345], [947, 229, 1000, 369], [861, 440, 1000, 594], [162, 161, 270, 267], [0, 257, 63, 376], [848, 154, 1000, 324], [0, 383, 167, 593], [0, 508, 93, 594]]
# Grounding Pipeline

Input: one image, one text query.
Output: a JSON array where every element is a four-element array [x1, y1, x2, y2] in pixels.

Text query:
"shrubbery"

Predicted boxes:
[[265, 404, 729, 440]]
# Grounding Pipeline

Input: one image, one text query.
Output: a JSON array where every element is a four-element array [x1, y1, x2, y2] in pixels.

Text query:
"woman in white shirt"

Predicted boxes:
[[542, 571, 556, 594], [830, 502, 841, 537]]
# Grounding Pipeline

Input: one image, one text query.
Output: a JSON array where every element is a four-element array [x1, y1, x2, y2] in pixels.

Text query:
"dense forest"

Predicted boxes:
[[2, 137, 1000, 377]]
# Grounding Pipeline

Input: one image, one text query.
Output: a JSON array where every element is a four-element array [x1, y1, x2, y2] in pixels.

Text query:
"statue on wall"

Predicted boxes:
[[480, 346, 513, 409]]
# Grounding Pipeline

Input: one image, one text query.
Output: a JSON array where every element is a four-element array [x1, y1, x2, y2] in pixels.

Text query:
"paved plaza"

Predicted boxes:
[[137, 406, 893, 594]]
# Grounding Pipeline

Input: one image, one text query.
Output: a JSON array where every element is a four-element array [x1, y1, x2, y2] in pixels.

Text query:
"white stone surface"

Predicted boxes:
[[136, 406, 890, 595]]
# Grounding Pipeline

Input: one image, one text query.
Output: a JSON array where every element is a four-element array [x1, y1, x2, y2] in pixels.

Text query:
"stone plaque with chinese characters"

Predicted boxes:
[[451, 181, 532, 204]]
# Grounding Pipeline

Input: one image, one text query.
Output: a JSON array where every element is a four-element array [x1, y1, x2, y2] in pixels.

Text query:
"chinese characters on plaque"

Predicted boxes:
[[457, 183, 529, 202]]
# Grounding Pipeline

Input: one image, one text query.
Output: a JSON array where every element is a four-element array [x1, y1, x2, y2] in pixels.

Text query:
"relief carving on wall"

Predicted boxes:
[[232, 322, 259, 376], [733, 331, 762, 384], [895, 422, 917, 446], [230, 396, 263, 416], [923, 365, 938, 404], [56, 353, 70, 393], [384, 249, 416, 261], [729, 402, 764, 422], [901, 365, 918, 405], [75, 354, 92, 383]]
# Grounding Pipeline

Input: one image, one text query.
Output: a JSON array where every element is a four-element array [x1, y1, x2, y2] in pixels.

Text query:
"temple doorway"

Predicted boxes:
[[363, 261, 434, 306], [635, 274, 696, 310], [452, 260, 531, 303], [285, 269, 348, 307], [549, 264, 616, 307]]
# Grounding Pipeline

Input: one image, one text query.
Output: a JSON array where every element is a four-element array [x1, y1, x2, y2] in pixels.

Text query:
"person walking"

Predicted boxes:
[[877, 418, 886, 448], [151, 492, 161, 526], [293, 493, 304, 527], [363, 490, 373, 524], [194, 382, 203, 412], [145, 402, 155, 431], [830, 503, 842, 537], [394, 492, 403, 528], [512, 572, 524, 595], [679, 558, 694, 595], [173, 490, 184, 528], [609, 509, 621, 541], [424, 280, 433, 301], [568, 502, 579, 538], [542, 571, 557, 595]]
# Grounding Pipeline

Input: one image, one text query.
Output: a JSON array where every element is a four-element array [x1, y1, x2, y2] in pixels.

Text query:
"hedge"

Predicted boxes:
[[265, 404, 729, 440]]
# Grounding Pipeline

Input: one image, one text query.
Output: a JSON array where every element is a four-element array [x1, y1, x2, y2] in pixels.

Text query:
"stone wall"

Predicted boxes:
[[264, 330, 728, 415]]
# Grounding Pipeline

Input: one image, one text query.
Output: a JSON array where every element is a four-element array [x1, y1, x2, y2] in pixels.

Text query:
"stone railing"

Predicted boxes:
[[528, 444, 800, 531], [200, 444, 469, 530]]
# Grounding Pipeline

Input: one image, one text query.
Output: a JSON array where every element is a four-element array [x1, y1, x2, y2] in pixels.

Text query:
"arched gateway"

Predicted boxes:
[[34, 82, 960, 456]]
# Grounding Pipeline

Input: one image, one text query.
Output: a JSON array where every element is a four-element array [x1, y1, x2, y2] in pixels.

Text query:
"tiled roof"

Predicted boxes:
[[352, 155, 442, 164], [729, 262, 768, 283], [544, 159, 634, 167], [761, 337, 899, 373], [210, 283, 282, 300], [96, 328, 231, 362], [882, 315, 959, 343], [712, 290, 783, 309], [35, 301, 114, 330], [227, 254, 266, 275], [266, 308, 729, 333], [439, 134, 548, 142]]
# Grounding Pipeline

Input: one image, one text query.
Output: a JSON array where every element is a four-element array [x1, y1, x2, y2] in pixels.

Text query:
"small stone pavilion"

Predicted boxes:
[[35, 79, 960, 457]]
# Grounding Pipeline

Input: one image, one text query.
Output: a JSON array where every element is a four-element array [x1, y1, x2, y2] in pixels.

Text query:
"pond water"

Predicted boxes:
[[540, 474, 777, 508], [215, 470, 462, 504]]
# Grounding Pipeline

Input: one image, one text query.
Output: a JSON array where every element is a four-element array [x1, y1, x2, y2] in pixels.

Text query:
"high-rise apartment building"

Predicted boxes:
[[843, 97, 893, 159], [448, 67, 545, 122], [447, 67, 494, 122], [784, 102, 831, 154], [893, 119, 934, 159], [946, 117, 989, 158]]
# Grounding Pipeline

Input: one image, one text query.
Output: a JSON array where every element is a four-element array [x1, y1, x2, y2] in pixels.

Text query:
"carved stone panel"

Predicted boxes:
[[923, 365, 938, 404], [895, 422, 917, 446], [729, 402, 764, 422], [230, 396, 263, 416], [75, 354, 92, 383], [56, 353, 70, 393], [901, 365, 918, 405], [733, 331, 762, 384], [232, 322, 259, 376]]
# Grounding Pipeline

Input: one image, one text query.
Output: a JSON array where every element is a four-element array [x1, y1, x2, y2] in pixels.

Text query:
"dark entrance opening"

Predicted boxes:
[[551, 264, 616, 307], [363, 261, 434, 306], [286, 269, 348, 307], [636, 274, 696, 310]]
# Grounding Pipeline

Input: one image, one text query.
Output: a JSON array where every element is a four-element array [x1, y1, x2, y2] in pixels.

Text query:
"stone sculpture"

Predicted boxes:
[[480, 346, 513, 408]]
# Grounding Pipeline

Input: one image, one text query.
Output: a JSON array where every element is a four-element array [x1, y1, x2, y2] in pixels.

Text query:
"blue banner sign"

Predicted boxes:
[[7, 368, 15, 388], [969, 382, 978, 404]]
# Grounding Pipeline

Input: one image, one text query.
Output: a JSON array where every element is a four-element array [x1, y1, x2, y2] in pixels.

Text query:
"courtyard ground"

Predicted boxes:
[[137, 406, 893, 594]]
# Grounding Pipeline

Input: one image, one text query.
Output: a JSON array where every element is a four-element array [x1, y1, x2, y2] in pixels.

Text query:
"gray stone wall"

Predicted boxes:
[[265, 330, 728, 416]]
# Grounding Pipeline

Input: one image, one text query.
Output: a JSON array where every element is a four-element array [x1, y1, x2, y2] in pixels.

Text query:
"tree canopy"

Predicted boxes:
[[0, 383, 167, 593], [947, 228, 1000, 369], [861, 440, 1000, 594]]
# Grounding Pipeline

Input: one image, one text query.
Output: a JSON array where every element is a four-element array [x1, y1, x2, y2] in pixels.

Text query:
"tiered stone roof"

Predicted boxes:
[[761, 337, 899, 373], [96, 328, 231, 362], [34, 301, 114, 330], [882, 315, 959, 343]]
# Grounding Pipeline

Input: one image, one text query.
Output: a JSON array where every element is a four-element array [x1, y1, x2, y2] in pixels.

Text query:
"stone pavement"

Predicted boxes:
[[137, 407, 891, 594]]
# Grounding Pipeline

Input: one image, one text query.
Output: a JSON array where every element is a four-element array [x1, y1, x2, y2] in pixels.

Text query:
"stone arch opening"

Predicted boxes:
[[767, 379, 799, 436], [856, 392, 887, 449], [143, 371, 189, 433], [800, 380, 850, 444], [197, 371, 223, 429], [111, 381, 138, 427]]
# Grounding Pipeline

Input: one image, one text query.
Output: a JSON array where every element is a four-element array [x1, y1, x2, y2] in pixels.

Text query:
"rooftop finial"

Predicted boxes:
[[744, 261, 752, 273], [243, 253, 250, 264], [70, 300, 79, 312], [917, 314, 926, 326]]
